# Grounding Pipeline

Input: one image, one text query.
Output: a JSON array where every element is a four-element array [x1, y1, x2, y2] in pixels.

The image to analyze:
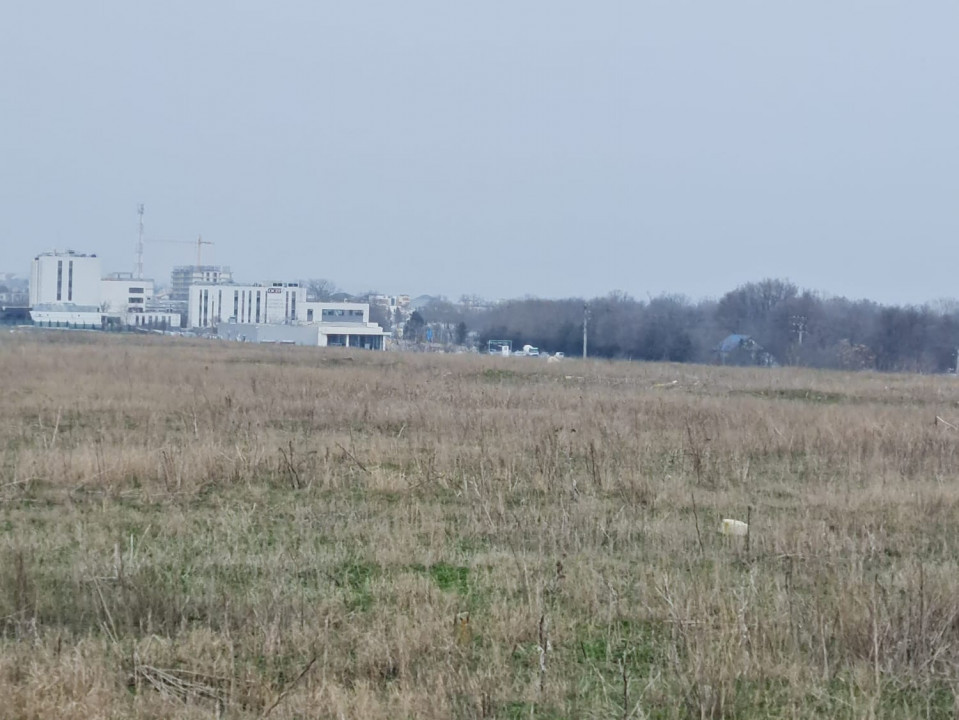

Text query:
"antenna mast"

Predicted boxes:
[[136, 203, 145, 279]]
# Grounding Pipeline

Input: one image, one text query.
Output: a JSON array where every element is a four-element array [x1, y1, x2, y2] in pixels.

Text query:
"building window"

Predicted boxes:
[[307, 309, 313, 321], [68, 261, 74, 301], [290, 293, 296, 321], [255, 291, 261, 323], [233, 291, 239, 321], [56, 260, 63, 301]]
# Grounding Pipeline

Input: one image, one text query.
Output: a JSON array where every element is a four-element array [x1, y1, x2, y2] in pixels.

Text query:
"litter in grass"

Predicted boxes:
[[719, 518, 748, 536]]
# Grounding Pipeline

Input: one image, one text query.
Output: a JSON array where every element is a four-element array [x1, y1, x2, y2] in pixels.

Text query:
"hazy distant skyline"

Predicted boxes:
[[3, 2, 958, 305]]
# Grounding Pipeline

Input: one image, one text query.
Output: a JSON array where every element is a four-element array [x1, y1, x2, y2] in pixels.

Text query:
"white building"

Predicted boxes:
[[100, 272, 153, 314], [30, 304, 102, 328], [369, 294, 411, 313], [301, 301, 369, 324], [188, 280, 384, 347], [171, 265, 232, 302], [189, 282, 305, 328], [30, 251, 101, 307], [219, 298, 387, 349], [185, 278, 383, 348], [122, 310, 181, 328], [220, 318, 386, 349], [28, 251, 180, 328]]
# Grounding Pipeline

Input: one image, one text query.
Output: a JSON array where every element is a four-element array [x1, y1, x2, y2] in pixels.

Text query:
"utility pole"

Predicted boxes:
[[791, 315, 807, 345], [583, 302, 589, 359], [136, 203, 145, 279]]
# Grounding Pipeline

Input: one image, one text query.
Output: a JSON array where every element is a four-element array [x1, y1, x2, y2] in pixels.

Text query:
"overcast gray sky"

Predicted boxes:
[[2, 2, 957, 304]]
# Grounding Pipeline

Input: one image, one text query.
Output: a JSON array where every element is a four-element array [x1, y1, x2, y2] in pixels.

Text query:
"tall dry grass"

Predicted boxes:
[[2, 330, 959, 718]]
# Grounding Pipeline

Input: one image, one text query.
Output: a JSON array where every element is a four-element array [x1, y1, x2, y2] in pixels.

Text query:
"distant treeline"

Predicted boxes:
[[409, 279, 959, 372]]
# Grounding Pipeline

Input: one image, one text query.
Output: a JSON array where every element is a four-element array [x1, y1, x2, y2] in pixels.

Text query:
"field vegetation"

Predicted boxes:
[[2, 331, 959, 718]]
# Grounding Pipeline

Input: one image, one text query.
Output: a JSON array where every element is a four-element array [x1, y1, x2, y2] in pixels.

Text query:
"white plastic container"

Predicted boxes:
[[719, 518, 749, 537]]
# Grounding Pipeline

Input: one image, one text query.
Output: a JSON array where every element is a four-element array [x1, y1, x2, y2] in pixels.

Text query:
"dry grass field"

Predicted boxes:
[[3, 331, 959, 719]]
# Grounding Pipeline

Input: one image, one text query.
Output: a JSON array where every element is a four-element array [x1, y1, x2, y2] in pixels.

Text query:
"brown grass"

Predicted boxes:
[[2, 330, 959, 718]]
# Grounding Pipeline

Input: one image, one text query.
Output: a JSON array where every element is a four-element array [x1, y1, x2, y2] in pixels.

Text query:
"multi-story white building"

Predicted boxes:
[[30, 250, 101, 307], [28, 251, 180, 328], [100, 273, 153, 314], [190, 280, 387, 349], [189, 282, 305, 328], [100, 272, 180, 328], [171, 265, 232, 302], [29, 251, 102, 327]]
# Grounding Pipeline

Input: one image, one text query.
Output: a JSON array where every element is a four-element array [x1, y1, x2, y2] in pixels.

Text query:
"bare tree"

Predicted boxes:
[[303, 278, 340, 301]]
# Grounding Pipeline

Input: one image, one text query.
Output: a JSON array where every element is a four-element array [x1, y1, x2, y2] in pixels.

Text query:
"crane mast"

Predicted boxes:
[[136, 203, 145, 279]]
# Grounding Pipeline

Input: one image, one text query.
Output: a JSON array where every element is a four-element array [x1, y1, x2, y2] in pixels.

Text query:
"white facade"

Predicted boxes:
[[30, 251, 101, 307], [188, 283, 383, 333], [301, 301, 369, 324], [30, 305, 101, 328], [220, 321, 387, 349], [188, 282, 306, 328], [125, 311, 180, 328], [314, 321, 385, 349], [100, 274, 154, 314]]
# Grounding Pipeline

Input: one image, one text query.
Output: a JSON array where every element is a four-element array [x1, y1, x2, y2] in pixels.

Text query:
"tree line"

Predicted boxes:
[[411, 279, 959, 372]]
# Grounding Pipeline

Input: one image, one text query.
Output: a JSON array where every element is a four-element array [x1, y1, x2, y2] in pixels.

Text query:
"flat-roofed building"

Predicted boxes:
[[189, 282, 305, 328], [100, 272, 154, 314], [30, 250, 101, 307]]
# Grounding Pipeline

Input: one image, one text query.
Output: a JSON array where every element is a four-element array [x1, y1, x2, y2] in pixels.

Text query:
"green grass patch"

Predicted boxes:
[[577, 618, 668, 675], [334, 560, 380, 612], [429, 563, 470, 594], [407, 562, 471, 595]]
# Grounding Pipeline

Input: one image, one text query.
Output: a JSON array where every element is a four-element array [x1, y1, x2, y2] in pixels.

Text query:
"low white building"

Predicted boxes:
[[220, 319, 386, 349], [123, 311, 181, 328], [30, 304, 102, 328]]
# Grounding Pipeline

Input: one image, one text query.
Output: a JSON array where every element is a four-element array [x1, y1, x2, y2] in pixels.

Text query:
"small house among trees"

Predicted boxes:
[[715, 334, 776, 366]]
